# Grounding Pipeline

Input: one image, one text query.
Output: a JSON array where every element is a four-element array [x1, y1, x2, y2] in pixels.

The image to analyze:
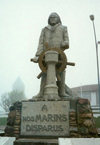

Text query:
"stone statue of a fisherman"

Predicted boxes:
[[33, 12, 72, 98]]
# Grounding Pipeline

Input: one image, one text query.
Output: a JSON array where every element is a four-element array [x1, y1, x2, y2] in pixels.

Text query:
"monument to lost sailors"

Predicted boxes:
[[21, 12, 71, 136], [4, 12, 98, 145]]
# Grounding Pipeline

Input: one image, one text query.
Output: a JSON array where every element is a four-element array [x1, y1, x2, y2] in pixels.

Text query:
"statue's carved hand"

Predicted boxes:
[[31, 56, 39, 63], [61, 41, 69, 50]]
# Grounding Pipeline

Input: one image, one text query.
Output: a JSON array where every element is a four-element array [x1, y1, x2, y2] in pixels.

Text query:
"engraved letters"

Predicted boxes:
[[23, 114, 67, 122], [26, 125, 63, 132], [22, 114, 67, 132]]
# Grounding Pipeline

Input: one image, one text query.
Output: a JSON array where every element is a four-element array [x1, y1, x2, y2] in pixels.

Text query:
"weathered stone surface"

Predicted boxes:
[[4, 126, 14, 136], [78, 99, 90, 105], [0, 137, 15, 145], [5, 98, 98, 138], [15, 120, 20, 125], [32, 12, 72, 99], [83, 119, 93, 127], [78, 126, 89, 134], [88, 127, 98, 134], [7, 110, 16, 126], [59, 138, 100, 145], [44, 50, 59, 99], [21, 101, 70, 137], [70, 127, 78, 132], [80, 113, 92, 118], [14, 138, 58, 145]]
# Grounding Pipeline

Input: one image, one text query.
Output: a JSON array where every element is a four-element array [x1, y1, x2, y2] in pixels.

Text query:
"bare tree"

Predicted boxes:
[[0, 93, 11, 112], [1, 90, 26, 112], [1, 78, 26, 111]]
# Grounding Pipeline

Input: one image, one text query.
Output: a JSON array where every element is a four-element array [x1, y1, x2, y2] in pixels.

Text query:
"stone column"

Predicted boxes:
[[44, 50, 59, 100]]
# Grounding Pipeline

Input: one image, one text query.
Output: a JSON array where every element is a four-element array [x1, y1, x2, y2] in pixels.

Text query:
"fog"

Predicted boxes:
[[0, 0, 100, 99]]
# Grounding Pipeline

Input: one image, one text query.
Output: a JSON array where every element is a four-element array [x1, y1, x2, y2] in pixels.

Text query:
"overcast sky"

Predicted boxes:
[[0, 0, 100, 99]]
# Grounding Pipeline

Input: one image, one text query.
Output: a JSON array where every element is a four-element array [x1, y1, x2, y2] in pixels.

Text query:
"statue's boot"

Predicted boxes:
[[65, 84, 73, 97], [32, 75, 46, 100], [58, 71, 70, 98]]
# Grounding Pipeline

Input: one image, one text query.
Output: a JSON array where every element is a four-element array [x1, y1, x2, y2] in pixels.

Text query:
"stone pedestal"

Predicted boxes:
[[5, 98, 98, 139], [44, 50, 59, 99]]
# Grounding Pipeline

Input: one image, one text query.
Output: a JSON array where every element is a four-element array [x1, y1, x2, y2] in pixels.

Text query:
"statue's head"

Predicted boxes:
[[48, 12, 61, 26]]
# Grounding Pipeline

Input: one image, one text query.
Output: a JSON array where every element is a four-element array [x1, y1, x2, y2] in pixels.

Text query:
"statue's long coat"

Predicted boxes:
[[36, 23, 69, 56]]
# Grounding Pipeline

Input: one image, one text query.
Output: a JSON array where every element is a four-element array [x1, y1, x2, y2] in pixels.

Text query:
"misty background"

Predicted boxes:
[[0, 0, 100, 99]]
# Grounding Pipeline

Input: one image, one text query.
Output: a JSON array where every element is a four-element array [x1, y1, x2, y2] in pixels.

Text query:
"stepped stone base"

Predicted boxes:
[[59, 138, 100, 145], [5, 97, 98, 139], [14, 138, 58, 145]]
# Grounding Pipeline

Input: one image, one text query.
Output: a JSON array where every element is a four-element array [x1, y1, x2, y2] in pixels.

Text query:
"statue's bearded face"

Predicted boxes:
[[49, 15, 58, 26]]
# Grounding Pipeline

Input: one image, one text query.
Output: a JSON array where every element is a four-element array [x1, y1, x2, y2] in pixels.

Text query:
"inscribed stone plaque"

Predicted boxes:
[[21, 101, 69, 137]]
